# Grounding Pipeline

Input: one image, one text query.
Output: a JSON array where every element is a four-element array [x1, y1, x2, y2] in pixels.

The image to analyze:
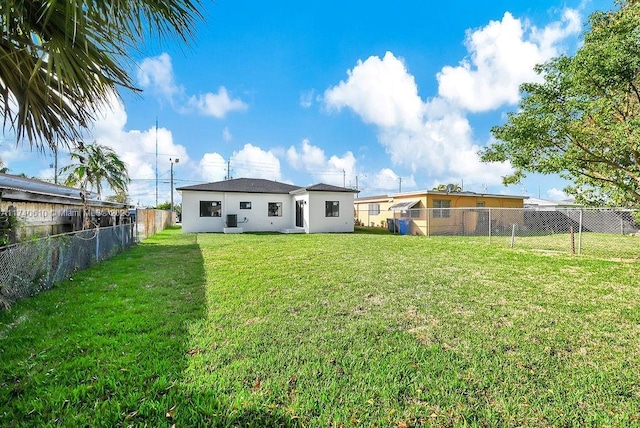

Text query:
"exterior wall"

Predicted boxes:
[[354, 199, 394, 228], [181, 191, 223, 233], [384, 193, 524, 236], [307, 192, 355, 233], [182, 189, 355, 234], [181, 190, 295, 233]]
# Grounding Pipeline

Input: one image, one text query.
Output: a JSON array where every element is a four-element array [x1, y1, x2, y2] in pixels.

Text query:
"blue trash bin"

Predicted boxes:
[[398, 218, 411, 235]]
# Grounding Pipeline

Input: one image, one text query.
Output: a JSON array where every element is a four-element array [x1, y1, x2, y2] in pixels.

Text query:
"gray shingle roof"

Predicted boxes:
[[178, 178, 359, 194], [177, 178, 301, 194], [300, 183, 359, 193]]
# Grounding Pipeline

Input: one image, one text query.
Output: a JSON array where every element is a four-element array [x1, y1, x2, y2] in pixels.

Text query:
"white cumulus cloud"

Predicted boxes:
[[287, 139, 357, 186], [325, 52, 423, 130], [199, 152, 227, 182], [188, 87, 248, 118], [137, 53, 247, 119], [137, 53, 183, 101], [546, 187, 569, 200], [198, 144, 282, 183], [324, 52, 511, 188], [368, 168, 416, 193], [323, 8, 581, 191], [436, 9, 581, 112], [231, 143, 282, 180]]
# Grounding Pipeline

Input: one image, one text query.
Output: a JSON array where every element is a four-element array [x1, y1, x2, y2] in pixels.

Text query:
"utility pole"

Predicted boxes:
[[354, 174, 366, 198], [50, 147, 58, 184], [54, 147, 58, 184], [155, 118, 158, 207], [343, 169, 346, 187], [225, 159, 232, 180], [399, 177, 402, 193], [170, 158, 180, 212]]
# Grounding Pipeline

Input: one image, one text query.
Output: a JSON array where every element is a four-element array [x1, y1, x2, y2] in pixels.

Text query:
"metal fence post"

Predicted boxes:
[[95, 229, 100, 261], [488, 208, 492, 244], [578, 209, 583, 255]]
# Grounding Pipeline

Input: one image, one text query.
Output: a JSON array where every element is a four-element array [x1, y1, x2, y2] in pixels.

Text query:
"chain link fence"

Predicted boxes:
[[0, 224, 134, 309], [0, 208, 177, 310], [358, 208, 640, 259]]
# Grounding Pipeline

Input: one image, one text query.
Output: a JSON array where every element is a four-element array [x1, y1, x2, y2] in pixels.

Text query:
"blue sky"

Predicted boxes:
[[1, 0, 608, 206]]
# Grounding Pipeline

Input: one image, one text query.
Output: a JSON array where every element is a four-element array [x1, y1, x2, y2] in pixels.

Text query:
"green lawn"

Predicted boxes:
[[1, 227, 639, 426]]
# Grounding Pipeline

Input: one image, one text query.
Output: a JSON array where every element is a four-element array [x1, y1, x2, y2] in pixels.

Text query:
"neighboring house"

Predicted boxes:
[[0, 173, 130, 243], [354, 189, 527, 236], [353, 195, 394, 227], [178, 178, 358, 234], [523, 197, 581, 210]]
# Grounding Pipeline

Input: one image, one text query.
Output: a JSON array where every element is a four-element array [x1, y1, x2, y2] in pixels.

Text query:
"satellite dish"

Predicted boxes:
[[446, 183, 455, 193]]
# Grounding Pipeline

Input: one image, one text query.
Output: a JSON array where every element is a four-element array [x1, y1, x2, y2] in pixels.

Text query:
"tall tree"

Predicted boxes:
[[60, 141, 129, 200], [61, 141, 129, 229], [481, 0, 640, 207], [0, 0, 203, 152]]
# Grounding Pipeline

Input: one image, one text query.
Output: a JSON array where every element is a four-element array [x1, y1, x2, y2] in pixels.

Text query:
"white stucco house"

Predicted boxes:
[[177, 178, 358, 234], [523, 197, 582, 211]]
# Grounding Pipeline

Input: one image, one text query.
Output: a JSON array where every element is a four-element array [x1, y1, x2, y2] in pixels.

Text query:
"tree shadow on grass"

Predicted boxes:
[[0, 231, 298, 426]]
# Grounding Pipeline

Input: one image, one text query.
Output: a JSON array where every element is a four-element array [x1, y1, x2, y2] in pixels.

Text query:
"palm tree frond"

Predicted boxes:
[[1, 0, 204, 150]]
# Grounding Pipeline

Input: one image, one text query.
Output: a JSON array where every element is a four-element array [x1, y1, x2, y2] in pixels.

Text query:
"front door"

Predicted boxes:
[[295, 200, 304, 228]]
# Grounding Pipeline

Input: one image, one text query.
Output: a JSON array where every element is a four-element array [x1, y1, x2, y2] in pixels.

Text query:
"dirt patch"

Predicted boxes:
[[244, 317, 261, 326]]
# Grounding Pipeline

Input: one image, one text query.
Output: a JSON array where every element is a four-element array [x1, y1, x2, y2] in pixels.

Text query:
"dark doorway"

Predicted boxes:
[[295, 200, 304, 228]]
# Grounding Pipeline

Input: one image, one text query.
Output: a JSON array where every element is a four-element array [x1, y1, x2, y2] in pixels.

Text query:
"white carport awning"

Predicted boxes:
[[388, 200, 420, 211]]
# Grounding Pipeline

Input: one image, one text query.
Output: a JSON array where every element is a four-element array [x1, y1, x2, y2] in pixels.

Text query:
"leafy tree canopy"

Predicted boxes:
[[155, 201, 182, 215], [105, 194, 131, 205], [432, 183, 462, 192], [481, 0, 640, 207], [1, 0, 203, 152]]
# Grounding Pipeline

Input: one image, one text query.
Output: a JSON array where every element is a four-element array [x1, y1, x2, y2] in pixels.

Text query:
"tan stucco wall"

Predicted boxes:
[[354, 193, 525, 235], [354, 199, 394, 228]]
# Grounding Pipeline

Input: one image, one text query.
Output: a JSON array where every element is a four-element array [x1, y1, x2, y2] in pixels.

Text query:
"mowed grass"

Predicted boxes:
[[1, 227, 639, 426], [488, 231, 640, 260]]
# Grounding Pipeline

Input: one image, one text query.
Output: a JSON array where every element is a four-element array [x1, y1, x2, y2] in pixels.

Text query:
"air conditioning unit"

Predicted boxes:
[[226, 214, 237, 228]]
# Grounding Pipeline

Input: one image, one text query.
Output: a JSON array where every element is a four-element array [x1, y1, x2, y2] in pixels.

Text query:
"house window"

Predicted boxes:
[[240, 201, 252, 209], [326, 201, 339, 217], [200, 201, 221, 217], [433, 199, 450, 218], [409, 208, 421, 219], [268, 202, 282, 217], [369, 203, 380, 215]]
